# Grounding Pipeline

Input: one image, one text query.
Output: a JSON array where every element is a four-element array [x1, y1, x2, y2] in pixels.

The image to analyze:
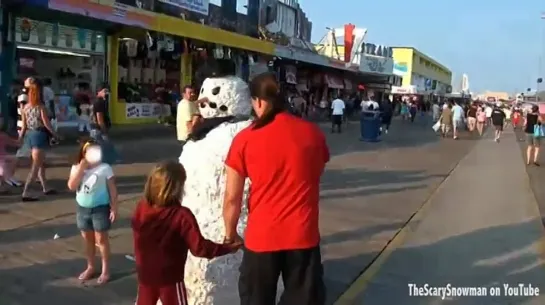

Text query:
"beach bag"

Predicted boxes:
[[432, 120, 441, 132], [534, 124, 545, 138]]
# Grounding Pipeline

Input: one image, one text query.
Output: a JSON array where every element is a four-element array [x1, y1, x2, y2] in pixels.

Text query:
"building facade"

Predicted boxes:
[[392, 47, 452, 95], [259, 0, 312, 41]]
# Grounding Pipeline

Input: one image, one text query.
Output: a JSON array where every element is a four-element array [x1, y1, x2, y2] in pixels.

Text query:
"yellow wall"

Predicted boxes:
[[392, 48, 414, 87], [393, 47, 452, 86]]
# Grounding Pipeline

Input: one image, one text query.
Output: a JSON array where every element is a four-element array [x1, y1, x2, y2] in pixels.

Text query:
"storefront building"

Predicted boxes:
[[1, 4, 112, 127], [392, 47, 452, 96], [1, 0, 276, 125]]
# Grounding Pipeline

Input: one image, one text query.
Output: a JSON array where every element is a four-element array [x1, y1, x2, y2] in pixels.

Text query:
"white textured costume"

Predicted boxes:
[[177, 76, 252, 305]]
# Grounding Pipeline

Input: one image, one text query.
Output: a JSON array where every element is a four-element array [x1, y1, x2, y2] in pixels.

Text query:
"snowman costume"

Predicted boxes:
[[177, 76, 253, 305]]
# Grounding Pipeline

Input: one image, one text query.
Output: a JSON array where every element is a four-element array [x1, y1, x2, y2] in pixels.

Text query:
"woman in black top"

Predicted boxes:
[[524, 105, 542, 166]]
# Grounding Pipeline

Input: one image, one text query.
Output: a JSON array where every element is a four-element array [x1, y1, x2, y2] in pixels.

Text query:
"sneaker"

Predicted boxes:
[[6, 178, 23, 187]]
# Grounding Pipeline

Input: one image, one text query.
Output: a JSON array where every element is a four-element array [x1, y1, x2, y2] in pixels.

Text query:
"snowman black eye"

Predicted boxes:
[[219, 105, 228, 112], [212, 86, 221, 95], [200, 103, 206, 108], [200, 87, 204, 94], [209, 102, 217, 109]]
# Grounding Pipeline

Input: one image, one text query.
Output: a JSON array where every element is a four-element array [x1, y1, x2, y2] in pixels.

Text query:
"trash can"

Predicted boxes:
[[360, 111, 382, 142]]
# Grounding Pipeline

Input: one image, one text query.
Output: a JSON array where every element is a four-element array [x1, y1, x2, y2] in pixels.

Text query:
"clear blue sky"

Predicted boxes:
[[225, 0, 544, 93], [297, 0, 545, 94]]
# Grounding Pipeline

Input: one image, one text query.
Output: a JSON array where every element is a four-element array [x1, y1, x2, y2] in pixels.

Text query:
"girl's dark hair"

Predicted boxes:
[[532, 105, 539, 113], [249, 72, 285, 129]]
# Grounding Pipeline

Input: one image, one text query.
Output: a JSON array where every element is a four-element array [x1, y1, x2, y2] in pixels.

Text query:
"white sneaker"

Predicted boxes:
[[6, 178, 22, 187]]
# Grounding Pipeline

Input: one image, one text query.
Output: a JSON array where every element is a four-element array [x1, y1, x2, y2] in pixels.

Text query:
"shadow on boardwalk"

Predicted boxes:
[[330, 219, 545, 305], [0, 254, 137, 305]]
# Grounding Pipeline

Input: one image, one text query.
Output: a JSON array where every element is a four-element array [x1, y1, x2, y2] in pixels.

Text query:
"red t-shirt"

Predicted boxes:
[[225, 112, 330, 252]]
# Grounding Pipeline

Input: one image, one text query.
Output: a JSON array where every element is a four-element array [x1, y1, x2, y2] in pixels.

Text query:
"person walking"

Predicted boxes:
[[491, 102, 506, 142], [451, 101, 465, 140], [524, 105, 542, 166], [19, 77, 59, 201], [330, 95, 345, 133], [440, 103, 453, 137], [89, 85, 117, 165], [476, 105, 486, 136], [466, 103, 478, 132], [380, 98, 394, 134], [222, 73, 328, 305]]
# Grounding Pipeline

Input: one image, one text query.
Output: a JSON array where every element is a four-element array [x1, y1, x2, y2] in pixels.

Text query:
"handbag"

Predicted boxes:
[[533, 124, 545, 138]]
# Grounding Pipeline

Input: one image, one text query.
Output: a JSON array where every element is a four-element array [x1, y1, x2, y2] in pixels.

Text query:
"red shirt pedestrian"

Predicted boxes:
[[132, 161, 240, 305]]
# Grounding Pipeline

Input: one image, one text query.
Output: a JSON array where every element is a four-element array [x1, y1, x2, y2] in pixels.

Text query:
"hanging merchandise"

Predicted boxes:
[[126, 39, 138, 57], [213, 44, 224, 59], [285, 65, 297, 84]]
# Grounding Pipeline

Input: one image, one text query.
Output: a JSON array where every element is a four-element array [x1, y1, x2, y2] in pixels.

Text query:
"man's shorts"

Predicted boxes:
[[76, 205, 111, 232], [494, 124, 503, 132], [526, 134, 541, 146], [453, 119, 464, 130]]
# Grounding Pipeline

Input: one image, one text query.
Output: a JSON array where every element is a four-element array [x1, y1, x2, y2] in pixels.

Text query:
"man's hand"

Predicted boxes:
[[223, 234, 244, 253]]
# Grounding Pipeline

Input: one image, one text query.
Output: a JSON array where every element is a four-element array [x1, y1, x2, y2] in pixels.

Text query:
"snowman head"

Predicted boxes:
[[198, 76, 252, 118]]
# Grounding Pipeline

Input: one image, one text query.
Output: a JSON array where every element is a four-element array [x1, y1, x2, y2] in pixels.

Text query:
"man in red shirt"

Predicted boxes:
[[223, 73, 329, 305]]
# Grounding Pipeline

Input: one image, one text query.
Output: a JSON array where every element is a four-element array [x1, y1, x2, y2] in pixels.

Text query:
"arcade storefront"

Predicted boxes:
[[13, 16, 106, 128]]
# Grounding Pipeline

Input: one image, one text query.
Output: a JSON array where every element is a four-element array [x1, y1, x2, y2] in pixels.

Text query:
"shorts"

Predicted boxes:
[[453, 119, 463, 130], [494, 124, 503, 131], [332, 115, 343, 126], [526, 134, 541, 146], [136, 282, 188, 305], [24, 130, 49, 149], [467, 117, 477, 125], [76, 205, 111, 232]]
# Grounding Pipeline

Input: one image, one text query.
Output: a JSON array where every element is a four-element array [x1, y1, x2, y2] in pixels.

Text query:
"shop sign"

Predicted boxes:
[[126, 103, 169, 119], [393, 61, 408, 76], [15, 18, 105, 54], [360, 54, 394, 75], [365, 83, 391, 90], [48, 0, 155, 29], [157, 0, 209, 15]]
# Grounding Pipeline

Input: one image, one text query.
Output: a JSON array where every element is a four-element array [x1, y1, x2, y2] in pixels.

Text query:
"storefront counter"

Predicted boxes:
[[111, 100, 171, 125]]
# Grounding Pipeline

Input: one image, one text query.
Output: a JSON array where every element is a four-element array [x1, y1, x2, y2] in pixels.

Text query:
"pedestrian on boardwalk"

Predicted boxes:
[[223, 73, 328, 305], [89, 85, 118, 165], [381, 98, 394, 134], [476, 105, 486, 136], [0, 118, 20, 193], [451, 101, 465, 140], [466, 102, 478, 132], [491, 102, 506, 143], [67, 139, 118, 284], [19, 77, 59, 201], [132, 161, 240, 305], [330, 95, 345, 133], [440, 102, 453, 137], [523, 105, 542, 166]]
